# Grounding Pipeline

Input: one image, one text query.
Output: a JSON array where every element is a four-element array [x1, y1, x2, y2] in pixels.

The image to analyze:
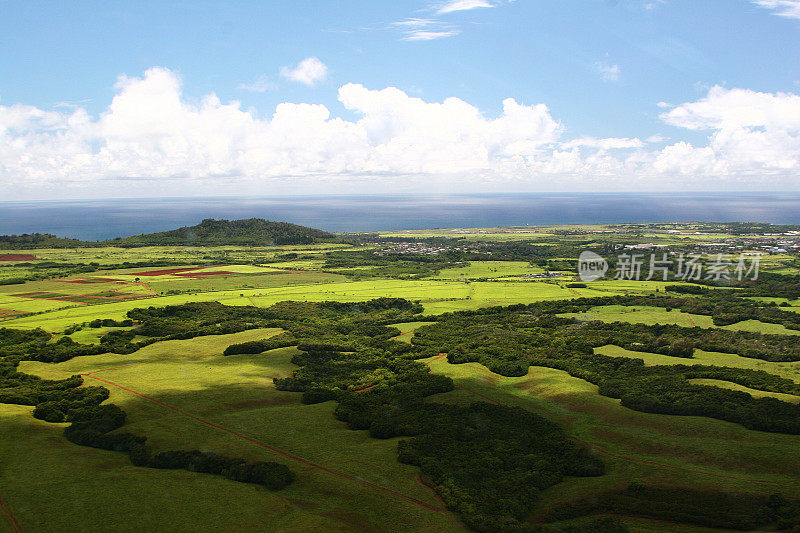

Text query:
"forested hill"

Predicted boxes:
[[109, 218, 337, 246], [0, 219, 337, 248]]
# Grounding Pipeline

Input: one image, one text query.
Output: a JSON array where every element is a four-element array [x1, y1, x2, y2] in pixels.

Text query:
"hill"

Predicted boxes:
[[110, 218, 337, 246]]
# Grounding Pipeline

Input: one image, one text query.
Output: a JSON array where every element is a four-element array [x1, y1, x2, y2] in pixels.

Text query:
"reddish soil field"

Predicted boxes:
[[0, 254, 36, 261], [0, 308, 23, 318], [13, 292, 61, 298], [60, 277, 125, 284], [12, 291, 147, 303], [174, 270, 234, 278]]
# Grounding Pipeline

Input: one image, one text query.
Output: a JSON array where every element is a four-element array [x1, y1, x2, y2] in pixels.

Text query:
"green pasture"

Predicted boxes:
[[688, 378, 800, 403], [12, 330, 461, 532], [562, 304, 715, 327], [144, 271, 346, 294], [595, 345, 800, 384], [563, 304, 800, 335], [429, 260, 544, 279]]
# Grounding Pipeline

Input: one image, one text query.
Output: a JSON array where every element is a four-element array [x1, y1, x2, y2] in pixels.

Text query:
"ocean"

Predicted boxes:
[[1, 193, 799, 241]]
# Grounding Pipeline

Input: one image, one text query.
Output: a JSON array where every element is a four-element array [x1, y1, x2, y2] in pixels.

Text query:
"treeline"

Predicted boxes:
[[733, 272, 800, 300], [544, 483, 800, 531], [0, 233, 90, 249], [129, 448, 293, 490]]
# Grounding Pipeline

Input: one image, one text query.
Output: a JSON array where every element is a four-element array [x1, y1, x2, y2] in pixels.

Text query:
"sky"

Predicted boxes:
[[0, 0, 799, 200]]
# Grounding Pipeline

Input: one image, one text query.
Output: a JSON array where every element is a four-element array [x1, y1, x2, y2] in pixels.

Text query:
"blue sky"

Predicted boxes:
[[1, 0, 799, 199]]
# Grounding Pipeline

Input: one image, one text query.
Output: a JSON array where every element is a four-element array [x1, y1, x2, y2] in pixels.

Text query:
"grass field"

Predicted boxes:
[[688, 378, 800, 403], [563, 304, 800, 335], [9, 330, 462, 532], [0, 278, 631, 332], [595, 344, 800, 384], [429, 261, 544, 279]]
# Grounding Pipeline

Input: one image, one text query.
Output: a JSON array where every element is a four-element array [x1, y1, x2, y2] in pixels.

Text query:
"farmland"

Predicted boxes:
[[2, 221, 800, 532]]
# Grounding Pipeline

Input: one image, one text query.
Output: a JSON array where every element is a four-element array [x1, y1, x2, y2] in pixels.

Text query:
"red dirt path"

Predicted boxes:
[[0, 489, 22, 533], [0, 254, 35, 261]]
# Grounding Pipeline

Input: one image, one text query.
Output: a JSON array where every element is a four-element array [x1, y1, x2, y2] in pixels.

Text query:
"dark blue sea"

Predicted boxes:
[[1, 193, 799, 241]]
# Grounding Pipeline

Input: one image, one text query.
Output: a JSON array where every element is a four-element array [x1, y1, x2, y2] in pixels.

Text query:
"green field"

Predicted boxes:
[[9, 330, 461, 532]]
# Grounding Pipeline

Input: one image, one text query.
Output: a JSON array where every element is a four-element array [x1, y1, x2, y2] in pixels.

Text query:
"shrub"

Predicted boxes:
[[224, 462, 295, 490], [33, 401, 66, 423]]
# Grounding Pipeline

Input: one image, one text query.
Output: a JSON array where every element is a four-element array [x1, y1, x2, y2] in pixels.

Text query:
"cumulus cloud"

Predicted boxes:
[[1, 67, 799, 197], [752, 0, 800, 19], [656, 86, 800, 174], [436, 0, 495, 14], [280, 57, 328, 86]]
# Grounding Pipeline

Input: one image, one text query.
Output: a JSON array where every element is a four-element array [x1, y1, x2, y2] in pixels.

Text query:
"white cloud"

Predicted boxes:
[[280, 57, 328, 86], [596, 62, 620, 82], [392, 18, 437, 27], [644, 0, 667, 10], [656, 86, 800, 174], [237, 76, 277, 93], [393, 18, 460, 40], [563, 137, 644, 150], [402, 29, 461, 41], [1, 67, 799, 198], [752, 0, 800, 20], [436, 0, 494, 14], [661, 85, 800, 130]]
